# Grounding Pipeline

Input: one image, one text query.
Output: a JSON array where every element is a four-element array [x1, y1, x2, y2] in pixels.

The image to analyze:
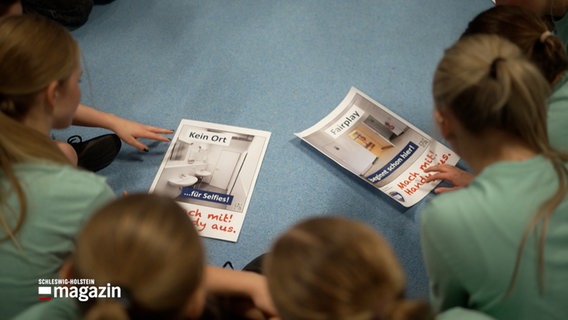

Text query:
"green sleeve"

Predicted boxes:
[[436, 307, 495, 320], [420, 201, 469, 313]]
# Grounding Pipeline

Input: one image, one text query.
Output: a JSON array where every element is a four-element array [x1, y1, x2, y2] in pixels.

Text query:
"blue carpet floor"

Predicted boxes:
[[59, 0, 492, 299]]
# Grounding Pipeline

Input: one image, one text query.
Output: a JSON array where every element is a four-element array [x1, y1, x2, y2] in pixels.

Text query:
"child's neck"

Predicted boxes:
[[21, 103, 53, 136], [460, 130, 537, 175]]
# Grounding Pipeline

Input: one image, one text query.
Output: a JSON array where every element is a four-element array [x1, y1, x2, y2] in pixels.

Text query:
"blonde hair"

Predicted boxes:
[[0, 14, 77, 243], [264, 216, 432, 320], [433, 34, 568, 293], [73, 193, 205, 320]]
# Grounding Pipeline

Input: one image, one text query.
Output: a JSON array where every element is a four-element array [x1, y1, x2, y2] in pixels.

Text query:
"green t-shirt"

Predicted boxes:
[[436, 307, 495, 320], [12, 298, 79, 320], [554, 13, 568, 48], [0, 162, 115, 320], [548, 71, 568, 151], [420, 156, 568, 320]]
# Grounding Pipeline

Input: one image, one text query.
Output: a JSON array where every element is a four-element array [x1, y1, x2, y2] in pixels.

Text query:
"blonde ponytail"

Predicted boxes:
[[0, 100, 71, 244]]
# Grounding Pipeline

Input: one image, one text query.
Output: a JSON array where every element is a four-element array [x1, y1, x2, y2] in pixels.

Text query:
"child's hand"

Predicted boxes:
[[424, 164, 473, 194], [246, 272, 277, 318], [109, 117, 173, 151]]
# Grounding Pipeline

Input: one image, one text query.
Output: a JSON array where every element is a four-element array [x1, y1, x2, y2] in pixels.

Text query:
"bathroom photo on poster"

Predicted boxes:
[[149, 119, 271, 242], [295, 87, 460, 207]]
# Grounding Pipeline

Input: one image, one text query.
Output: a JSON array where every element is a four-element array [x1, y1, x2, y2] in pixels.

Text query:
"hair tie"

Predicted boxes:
[[540, 30, 553, 43], [489, 57, 504, 79]]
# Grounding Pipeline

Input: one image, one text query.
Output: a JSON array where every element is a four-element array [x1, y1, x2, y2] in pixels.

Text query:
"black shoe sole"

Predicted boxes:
[[71, 134, 122, 172]]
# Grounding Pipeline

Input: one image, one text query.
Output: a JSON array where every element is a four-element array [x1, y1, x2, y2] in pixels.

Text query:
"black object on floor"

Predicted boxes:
[[67, 134, 122, 172], [242, 254, 265, 274], [21, 0, 94, 28]]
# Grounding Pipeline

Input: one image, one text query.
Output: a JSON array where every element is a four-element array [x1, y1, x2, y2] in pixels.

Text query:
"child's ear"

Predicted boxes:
[[44, 80, 60, 109], [58, 258, 74, 280], [434, 109, 455, 141]]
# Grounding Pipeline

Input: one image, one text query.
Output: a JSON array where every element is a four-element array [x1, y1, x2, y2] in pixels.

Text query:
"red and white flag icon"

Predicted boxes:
[[38, 286, 52, 301]]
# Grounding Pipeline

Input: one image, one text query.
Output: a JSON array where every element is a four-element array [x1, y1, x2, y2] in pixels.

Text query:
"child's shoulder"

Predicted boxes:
[[14, 161, 115, 200], [12, 298, 80, 320], [436, 307, 495, 320]]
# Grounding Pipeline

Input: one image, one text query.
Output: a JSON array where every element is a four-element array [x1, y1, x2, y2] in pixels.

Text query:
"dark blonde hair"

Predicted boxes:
[[73, 193, 205, 320], [433, 34, 568, 293], [462, 5, 568, 83], [0, 14, 77, 244], [264, 216, 432, 320]]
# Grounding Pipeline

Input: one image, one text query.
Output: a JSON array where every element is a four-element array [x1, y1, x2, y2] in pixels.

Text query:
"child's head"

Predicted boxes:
[[71, 193, 206, 320], [0, 14, 80, 128], [462, 5, 568, 84], [495, 0, 551, 16], [264, 216, 431, 320], [432, 34, 550, 154]]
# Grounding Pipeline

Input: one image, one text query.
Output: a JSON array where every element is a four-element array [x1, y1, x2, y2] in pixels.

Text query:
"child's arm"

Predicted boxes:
[[205, 266, 277, 318], [72, 104, 173, 151]]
